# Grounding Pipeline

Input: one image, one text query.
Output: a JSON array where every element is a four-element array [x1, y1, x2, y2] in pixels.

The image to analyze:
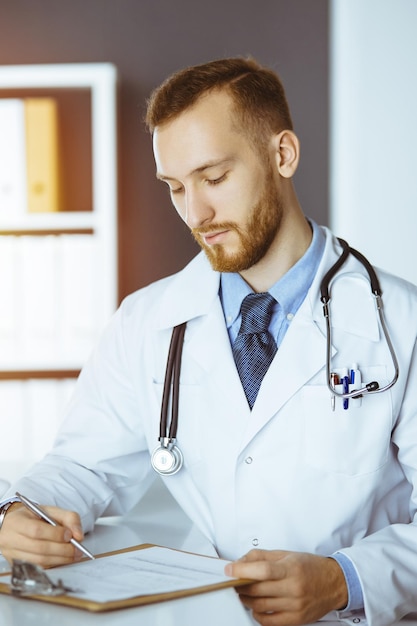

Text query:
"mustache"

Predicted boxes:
[[191, 222, 239, 237]]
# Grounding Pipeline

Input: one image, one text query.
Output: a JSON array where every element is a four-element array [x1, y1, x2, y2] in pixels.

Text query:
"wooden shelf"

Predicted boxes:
[[0, 228, 94, 236], [0, 63, 118, 484], [0, 369, 80, 380], [0, 210, 97, 233]]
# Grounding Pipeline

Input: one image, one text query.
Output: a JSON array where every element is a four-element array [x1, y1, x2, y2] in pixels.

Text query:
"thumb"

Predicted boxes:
[[238, 549, 269, 562], [224, 550, 265, 577]]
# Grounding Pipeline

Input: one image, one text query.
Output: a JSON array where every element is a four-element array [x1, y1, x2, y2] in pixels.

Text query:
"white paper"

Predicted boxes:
[[8, 547, 234, 604]]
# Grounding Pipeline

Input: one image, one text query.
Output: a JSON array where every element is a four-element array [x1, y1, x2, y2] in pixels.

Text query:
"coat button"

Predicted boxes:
[[252, 538, 259, 546], [245, 457, 253, 464]]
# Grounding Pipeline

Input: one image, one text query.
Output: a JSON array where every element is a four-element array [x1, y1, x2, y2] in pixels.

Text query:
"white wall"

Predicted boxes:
[[330, 0, 417, 285]]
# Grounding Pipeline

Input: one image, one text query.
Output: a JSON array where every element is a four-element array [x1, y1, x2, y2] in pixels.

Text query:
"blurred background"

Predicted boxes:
[[0, 0, 416, 485], [0, 0, 330, 300]]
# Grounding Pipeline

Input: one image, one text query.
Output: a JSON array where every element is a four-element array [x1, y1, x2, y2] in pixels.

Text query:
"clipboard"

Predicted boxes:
[[0, 543, 250, 612]]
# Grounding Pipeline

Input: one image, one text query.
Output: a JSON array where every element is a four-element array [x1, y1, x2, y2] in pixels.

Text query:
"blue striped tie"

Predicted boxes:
[[232, 292, 277, 409]]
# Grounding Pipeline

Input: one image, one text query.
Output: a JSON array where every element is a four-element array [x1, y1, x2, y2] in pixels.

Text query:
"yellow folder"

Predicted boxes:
[[25, 98, 60, 213]]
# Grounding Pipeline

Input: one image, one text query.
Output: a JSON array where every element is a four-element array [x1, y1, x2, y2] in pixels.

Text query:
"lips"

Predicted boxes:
[[202, 230, 229, 245]]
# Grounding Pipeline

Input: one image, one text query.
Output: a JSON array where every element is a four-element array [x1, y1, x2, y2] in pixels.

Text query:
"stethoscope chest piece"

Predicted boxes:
[[151, 440, 183, 476]]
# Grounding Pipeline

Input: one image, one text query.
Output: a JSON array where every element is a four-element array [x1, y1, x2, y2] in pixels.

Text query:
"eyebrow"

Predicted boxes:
[[156, 157, 235, 182]]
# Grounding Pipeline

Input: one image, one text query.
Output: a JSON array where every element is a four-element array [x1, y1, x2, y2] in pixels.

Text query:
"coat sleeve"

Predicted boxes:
[[338, 333, 417, 626]]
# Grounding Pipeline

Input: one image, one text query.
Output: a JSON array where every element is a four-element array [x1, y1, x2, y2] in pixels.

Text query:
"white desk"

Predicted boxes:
[[0, 583, 252, 626], [0, 480, 255, 626], [1, 480, 417, 626]]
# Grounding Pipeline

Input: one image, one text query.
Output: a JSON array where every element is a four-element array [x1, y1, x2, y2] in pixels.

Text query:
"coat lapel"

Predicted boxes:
[[240, 294, 328, 448], [240, 228, 381, 449], [153, 252, 251, 451]]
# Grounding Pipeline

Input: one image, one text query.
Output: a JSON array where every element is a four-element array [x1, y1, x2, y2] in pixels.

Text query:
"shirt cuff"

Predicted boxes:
[[330, 552, 364, 611]]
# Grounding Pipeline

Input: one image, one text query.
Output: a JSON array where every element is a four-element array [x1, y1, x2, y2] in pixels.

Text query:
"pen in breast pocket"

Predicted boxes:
[[342, 376, 350, 410], [330, 372, 339, 411], [15, 492, 95, 560]]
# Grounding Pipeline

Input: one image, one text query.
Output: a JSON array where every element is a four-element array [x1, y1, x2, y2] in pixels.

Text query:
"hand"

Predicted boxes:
[[0, 502, 85, 567], [225, 549, 348, 626]]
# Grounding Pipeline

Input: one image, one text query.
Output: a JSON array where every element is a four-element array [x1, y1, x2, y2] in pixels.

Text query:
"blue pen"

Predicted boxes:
[[350, 369, 355, 384], [343, 376, 349, 410]]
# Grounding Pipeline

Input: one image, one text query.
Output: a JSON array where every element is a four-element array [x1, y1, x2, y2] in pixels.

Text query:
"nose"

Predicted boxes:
[[183, 187, 214, 229]]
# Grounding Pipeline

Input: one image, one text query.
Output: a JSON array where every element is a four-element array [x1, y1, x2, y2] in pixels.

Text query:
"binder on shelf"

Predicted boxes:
[[60, 234, 100, 362], [25, 98, 60, 213], [0, 99, 27, 217], [0, 237, 17, 359], [17, 235, 58, 363]]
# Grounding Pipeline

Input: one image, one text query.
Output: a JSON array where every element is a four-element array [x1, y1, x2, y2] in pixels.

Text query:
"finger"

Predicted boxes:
[[6, 502, 83, 542], [4, 543, 79, 568], [4, 514, 75, 550], [42, 506, 84, 541], [239, 549, 290, 563], [239, 591, 315, 626], [238, 592, 303, 626], [238, 580, 288, 599], [240, 592, 293, 613], [226, 557, 285, 582], [251, 609, 297, 626], [1, 530, 79, 568], [0, 505, 83, 567], [19, 517, 73, 544], [226, 549, 291, 578]]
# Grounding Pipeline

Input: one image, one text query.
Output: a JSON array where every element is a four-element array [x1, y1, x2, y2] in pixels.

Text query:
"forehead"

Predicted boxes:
[[153, 91, 251, 177]]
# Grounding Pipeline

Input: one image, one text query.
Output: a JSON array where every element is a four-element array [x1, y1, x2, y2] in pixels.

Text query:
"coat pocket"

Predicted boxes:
[[302, 366, 392, 476]]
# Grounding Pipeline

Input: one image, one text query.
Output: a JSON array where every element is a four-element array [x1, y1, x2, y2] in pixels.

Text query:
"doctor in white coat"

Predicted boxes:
[[1, 58, 417, 626]]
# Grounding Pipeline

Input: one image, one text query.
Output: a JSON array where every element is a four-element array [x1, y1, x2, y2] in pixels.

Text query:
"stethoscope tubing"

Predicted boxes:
[[322, 239, 399, 399], [159, 322, 186, 442], [154, 238, 400, 476], [151, 322, 187, 476]]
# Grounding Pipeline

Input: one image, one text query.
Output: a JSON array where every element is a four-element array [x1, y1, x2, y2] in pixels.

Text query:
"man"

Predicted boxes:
[[1, 58, 417, 626]]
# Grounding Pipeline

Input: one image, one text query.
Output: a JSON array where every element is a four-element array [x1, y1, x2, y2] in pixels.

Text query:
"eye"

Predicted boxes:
[[168, 185, 184, 196], [207, 173, 227, 186]]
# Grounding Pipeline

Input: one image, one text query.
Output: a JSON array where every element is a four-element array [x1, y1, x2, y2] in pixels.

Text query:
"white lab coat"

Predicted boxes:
[[10, 227, 417, 626]]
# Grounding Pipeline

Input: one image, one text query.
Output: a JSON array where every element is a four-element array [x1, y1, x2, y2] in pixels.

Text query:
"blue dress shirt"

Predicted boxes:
[[219, 219, 363, 612]]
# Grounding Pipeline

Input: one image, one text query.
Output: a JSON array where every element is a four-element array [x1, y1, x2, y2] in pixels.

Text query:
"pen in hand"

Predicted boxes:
[[15, 492, 95, 560]]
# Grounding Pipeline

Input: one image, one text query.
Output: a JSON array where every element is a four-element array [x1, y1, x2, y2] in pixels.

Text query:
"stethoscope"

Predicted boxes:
[[151, 238, 400, 476], [321, 238, 399, 401], [151, 322, 187, 476]]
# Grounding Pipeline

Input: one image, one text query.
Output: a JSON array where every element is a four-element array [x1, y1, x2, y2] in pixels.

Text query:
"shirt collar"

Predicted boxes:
[[220, 219, 325, 329]]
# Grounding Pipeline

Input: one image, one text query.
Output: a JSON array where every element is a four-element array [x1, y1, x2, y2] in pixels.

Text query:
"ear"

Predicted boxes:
[[271, 130, 300, 178]]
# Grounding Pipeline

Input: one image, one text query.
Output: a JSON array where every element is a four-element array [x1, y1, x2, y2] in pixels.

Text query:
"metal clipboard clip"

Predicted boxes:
[[10, 559, 77, 597]]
